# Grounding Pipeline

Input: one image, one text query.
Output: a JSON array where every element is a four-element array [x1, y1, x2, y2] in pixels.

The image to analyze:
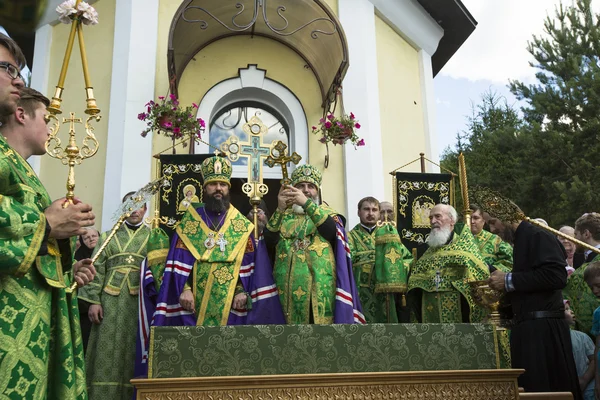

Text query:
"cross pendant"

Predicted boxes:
[[216, 233, 228, 253], [434, 270, 443, 291]]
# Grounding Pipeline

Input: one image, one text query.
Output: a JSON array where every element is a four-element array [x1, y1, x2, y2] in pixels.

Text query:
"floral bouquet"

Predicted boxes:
[[56, 0, 99, 25], [138, 94, 206, 146], [312, 112, 364, 147]]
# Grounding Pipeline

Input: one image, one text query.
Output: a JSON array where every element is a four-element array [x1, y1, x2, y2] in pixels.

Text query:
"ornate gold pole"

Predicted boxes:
[[527, 217, 600, 255], [458, 153, 471, 226]]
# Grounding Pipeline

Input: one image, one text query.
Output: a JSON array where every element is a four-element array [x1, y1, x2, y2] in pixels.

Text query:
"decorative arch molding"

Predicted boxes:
[[196, 65, 308, 179]]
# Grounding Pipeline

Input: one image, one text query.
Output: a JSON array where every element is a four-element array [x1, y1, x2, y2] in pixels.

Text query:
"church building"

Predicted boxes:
[[25, 0, 476, 229]]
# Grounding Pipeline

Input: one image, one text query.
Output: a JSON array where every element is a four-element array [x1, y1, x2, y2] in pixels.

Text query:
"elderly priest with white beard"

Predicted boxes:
[[407, 204, 490, 323]]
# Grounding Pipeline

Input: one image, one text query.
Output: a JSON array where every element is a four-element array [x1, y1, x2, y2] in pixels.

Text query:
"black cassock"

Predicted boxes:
[[510, 221, 582, 399]]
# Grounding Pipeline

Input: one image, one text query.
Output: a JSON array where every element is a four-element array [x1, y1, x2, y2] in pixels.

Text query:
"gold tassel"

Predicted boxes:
[[402, 293, 406, 307]]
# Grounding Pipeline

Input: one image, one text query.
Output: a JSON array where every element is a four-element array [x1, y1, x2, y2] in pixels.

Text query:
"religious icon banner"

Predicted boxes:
[[159, 154, 212, 237], [394, 172, 452, 255]]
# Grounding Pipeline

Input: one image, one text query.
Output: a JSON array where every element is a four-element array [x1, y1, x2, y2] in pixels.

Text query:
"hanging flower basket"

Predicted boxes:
[[312, 112, 365, 147], [138, 94, 205, 147]]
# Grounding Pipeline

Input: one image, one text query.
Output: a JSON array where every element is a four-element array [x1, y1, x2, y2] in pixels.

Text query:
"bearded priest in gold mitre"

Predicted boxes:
[[407, 204, 490, 323], [264, 165, 364, 324], [153, 156, 285, 327]]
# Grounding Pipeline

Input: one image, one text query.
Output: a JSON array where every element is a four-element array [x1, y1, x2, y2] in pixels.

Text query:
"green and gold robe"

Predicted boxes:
[[267, 200, 340, 324], [563, 261, 600, 337], [348, 224, 412, 323], [0, 134, 86, 399], [408, 223, 490, 323], [473, 229, 513, 273], [78, 223, 150, 400]]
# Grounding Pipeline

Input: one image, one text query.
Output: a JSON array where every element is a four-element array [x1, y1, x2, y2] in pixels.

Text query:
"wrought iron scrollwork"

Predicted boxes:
[[182, 0, 337, 39]]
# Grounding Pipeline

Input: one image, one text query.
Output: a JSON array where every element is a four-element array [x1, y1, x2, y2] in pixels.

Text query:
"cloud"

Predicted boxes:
[[439, 0, 600, 84], [436, 97, 451, 108]]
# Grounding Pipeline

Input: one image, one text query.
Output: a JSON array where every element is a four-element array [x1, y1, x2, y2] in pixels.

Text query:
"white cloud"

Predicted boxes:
[[440, 0, 600, 84]]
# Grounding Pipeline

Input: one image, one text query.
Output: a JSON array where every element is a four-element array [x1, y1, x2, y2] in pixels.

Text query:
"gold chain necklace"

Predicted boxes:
[[202, 207, 227, 232]]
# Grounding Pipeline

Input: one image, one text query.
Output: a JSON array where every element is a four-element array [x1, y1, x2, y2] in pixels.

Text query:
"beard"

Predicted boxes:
[[427, 226, 453, 248], [292, 195, 320, 214], [204, 192, 230, 213]]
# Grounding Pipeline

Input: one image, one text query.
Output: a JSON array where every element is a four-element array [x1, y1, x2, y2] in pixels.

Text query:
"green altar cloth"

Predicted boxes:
[[148, 323, 509, 378]]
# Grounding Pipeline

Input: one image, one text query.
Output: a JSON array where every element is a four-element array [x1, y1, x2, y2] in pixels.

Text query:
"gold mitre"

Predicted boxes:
[[469, 186, 525, 223], [291, 164, 322, 187]]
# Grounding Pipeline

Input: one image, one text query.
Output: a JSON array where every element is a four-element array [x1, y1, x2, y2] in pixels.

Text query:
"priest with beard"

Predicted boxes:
[[264, 164, 364, 324], [487, 207, 582, 399], [152, 155, 284, 327], [407, 204, 489, 323]]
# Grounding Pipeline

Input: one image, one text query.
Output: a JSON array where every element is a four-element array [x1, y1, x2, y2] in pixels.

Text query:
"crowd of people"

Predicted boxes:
[[1, 31, 599, 400]]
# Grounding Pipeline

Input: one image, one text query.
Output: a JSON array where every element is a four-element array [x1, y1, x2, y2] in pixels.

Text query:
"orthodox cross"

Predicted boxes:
[[265, 140, 302, 186], [63, 112, 83, 132]]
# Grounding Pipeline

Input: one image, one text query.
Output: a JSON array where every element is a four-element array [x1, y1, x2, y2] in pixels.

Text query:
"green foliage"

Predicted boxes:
[[442, 0, 600, 227]]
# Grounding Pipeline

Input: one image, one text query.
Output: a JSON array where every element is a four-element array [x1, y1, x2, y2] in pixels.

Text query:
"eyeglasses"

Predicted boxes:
[[0, 62, 22, 80]]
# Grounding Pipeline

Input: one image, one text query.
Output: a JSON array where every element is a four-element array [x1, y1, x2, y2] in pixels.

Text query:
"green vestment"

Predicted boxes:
[[348, 224, 412, 323], [473, 229, 513, 273], [0, 134, 86, 399], [267, 199, 339, 324], [563, 261, 600, 337], [408, 224, 490, 323], [78, 223, 150, 400], [176, 205, 253, 326]]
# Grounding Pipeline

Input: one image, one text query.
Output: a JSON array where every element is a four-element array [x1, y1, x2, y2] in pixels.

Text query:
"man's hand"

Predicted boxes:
[[232, 292, 248, 310], [276, 185, 290, 212], [488, 270, 507, 291], [284, 185, 308, 207], [73, 259, 96, 287], [88, 304, 103, 324], [179, 289, 195, 312], [45, 198, 95, 239]]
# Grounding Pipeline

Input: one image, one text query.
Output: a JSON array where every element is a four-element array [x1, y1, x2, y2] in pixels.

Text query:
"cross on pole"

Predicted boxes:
[[265, 140, 302, 185], [63, 112, 82, 133]]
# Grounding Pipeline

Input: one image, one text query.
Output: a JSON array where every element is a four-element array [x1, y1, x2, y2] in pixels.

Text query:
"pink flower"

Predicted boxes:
[[349, 112, 355, 120], [312, 126, 317, 131], [169, 94, 177, 101], [319, 136, 327, 143], [197, 118, 206, 128], [319, 118, 325, 123], [158, 96, 165, 100], [324, 121, 332, 129], [173, 127, 180, 134], [192, 103, 199, 109], [161, 121, 172, 129], [336, 122, 343, 128], [137, 112, 147, 121], [355, 123, 361, 129], [357, 139, 365, 146], [327, 114, 334, 121]]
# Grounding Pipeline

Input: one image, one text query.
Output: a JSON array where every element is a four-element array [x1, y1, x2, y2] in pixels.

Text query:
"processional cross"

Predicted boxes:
[[265, 140, 302, 185], [220, 116, 272, 240]]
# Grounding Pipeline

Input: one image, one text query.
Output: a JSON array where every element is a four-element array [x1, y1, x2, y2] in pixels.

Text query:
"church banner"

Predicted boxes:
[[159, 154, 212, 237], [394, 172, 453, 256]]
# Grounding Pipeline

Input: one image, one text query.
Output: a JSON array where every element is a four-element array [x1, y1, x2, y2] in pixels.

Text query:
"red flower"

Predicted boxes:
[[355, 123, 361, 129], [197, 118, 206, 128], [357, 139, 365, 146], [350, 112, 355, 120], [336, 122, 343, 128], [324, 121, 332, 129], [327, 114, 334, 121], [173, 127, 181, 134], [312, 126, 317, 131], [192, 103, 198, 109], [319, 118, 325, 123], [137, 112, 147, 121], [158, 96, 165, 100]]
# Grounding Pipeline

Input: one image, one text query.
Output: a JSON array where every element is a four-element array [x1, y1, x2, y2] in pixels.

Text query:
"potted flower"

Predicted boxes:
[[312, 112, 365, 147], [138, 94, 206, 147]]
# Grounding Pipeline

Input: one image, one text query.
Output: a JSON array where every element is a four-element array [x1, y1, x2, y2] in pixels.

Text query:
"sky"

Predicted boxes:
[[434, 0, 599, 156]]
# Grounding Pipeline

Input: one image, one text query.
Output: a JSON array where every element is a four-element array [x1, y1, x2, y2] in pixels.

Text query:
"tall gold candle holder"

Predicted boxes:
[[458, 153, 471, 226], [45, 0, 101, 206]]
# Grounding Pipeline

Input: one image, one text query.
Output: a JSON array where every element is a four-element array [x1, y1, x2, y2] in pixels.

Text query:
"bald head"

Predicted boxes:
[[379, 201, 394, 222]]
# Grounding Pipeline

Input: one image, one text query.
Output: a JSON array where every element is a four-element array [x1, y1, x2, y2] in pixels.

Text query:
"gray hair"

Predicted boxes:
[[447, 205, 459, 223]]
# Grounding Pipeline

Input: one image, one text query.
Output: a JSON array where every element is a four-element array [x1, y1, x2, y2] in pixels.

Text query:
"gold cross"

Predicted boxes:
[[62, 112, 82, 133], [125, 255, 135, 264], [293, 286, 306, 299], [309, 236, 329, 257], [265, 140, 302, 185], [385, 248, 402, 264]]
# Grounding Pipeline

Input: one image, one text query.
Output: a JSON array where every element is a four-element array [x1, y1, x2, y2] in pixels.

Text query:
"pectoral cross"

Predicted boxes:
[[265, 140, 302, 185], [216, 233, 228, 253], [434, 270, 443, 291]]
